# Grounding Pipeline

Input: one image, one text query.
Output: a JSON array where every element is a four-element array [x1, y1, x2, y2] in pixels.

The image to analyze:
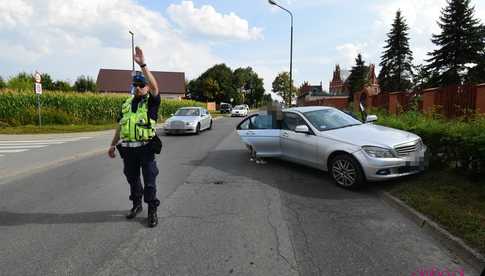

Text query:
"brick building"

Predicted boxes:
[[96, 69, 186, 99], [329, 65, 351, 96]]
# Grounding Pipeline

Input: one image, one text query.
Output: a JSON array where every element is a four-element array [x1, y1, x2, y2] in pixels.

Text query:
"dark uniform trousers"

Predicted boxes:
[[122, 145, 160, 208]]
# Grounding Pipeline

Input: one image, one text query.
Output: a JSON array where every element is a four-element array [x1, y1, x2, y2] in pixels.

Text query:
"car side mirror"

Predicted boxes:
[[170, 113, 174, 116], [366, 115, 378, 123], [295, 125, 310, 134]]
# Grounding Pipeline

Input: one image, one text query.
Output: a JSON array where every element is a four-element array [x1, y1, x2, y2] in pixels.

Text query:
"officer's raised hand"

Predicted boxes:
[[134, 46, 145, 66], [133, 46, 159, 96]]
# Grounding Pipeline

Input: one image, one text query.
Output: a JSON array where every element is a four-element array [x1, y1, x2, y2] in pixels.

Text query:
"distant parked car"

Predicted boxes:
[[231, 105, 249, 117], [220, 103, 232, 114], [164, 107, 212, 135], [236, 106, 426, 189]]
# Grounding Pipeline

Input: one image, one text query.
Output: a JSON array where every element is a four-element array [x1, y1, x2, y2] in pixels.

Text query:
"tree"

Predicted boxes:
[[412, 64, 434, 92], [233, 67, 265, 107], [73, 75, 96, 92], [202, 78, 221, 99], [347, 54, 369, 100], [41, 73, 55, 90], [187, 64, 266, 105], [7, 72, 33, 91], [272, 72, 296, 104], [262, 93, 273, 105], [0, 76, 6, 89], [188, 64, 235, 103], [378, 10, 414, 93], [426, 0, 485, 86], [53, 80, 72, 92]]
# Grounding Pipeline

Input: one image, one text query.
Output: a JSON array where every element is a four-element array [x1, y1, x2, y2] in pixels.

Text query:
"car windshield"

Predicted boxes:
[[303, 109, 362, 131], [175, 108, 200, 116], [234, 106, 245, 110]]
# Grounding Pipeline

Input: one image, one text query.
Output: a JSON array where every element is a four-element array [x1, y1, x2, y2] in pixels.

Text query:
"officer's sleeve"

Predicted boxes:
[[116, 106, 123, 123], [148, 93, 161, 121], [149, 93, 161, 108]]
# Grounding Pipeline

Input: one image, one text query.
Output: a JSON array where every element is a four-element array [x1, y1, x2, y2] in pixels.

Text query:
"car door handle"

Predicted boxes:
[[282, 132, 289, 138], [247, 131, 255, 135]]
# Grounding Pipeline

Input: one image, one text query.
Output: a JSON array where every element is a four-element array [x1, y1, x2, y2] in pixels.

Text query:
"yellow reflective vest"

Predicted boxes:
[[120, 95, 156, 141]]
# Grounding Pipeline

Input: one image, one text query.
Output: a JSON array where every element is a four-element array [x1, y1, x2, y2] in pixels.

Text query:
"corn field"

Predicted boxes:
[[0, 90, 205, 126]]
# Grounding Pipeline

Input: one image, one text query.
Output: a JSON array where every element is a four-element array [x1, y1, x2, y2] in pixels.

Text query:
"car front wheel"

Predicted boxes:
[[330, 154, 365, 189]]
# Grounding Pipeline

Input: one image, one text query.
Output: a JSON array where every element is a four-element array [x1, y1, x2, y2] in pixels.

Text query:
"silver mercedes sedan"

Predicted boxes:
[[164, 107, 213, 135], [236, 106, 426, 189]]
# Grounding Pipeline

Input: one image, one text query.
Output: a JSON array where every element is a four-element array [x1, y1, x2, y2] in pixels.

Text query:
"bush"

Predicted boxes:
[[373, 109, 485, 176], [7, 72, 33, 91]]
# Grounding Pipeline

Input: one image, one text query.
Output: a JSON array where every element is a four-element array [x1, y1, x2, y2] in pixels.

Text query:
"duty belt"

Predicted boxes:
[[119, 141, 149, 148]]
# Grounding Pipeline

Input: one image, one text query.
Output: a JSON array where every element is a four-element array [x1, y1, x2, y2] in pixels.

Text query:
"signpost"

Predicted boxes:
[[34, 72, 42, 127]]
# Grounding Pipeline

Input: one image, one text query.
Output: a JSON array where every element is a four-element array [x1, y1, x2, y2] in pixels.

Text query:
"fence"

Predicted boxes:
[[356, 84, 484, 118], [304, 96, 349, 109], [302, 84, 485, 118]]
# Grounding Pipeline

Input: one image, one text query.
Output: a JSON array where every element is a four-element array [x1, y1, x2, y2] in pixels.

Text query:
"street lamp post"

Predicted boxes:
[[129, 31, 135, 72], [268, 0, 293, 106], [129, 30, 135, 95]]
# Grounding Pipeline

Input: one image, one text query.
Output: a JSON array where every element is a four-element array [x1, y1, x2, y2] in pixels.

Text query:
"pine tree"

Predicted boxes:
[[347, 54, 369, 100], [378, 10, 414, 93], [426, 0, 485, 86]]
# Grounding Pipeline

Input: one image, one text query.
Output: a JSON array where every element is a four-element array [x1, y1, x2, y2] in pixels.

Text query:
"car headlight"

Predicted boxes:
[[186, 121, 196, 126], [362, 146, 396, 158]]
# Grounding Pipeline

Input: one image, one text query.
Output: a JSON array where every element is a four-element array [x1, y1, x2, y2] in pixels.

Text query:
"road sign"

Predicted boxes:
[[34, 72, 42, 83], [35, 83, 42, 95]]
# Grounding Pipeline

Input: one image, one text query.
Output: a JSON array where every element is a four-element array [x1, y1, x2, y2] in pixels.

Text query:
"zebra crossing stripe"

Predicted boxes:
[[0, 145, 48, 149], [0, 137, 91, 144], [0, 149, 29, 153], [0, 142, 64, 146]]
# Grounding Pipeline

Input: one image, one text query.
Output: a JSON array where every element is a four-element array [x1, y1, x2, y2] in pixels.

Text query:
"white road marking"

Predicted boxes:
[[0, 149, 29, 153], [0, 137, 92, 155], [0, 142, 64, 146], [0, 145, 48, 149], [0, 137, 91, 144]]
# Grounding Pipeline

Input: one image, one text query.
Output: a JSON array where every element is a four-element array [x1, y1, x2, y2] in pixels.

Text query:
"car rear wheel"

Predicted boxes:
[[330, 154, 365, 189], [208, 120, 213, 130]]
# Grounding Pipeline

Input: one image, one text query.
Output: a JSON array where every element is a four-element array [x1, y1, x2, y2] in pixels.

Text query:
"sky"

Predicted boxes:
[[1, 0, 485, 100]]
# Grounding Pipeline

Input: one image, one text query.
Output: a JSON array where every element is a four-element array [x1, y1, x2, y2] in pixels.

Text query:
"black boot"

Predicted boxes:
[[147, 206, 158, 228], [126, 202, 143, 219]]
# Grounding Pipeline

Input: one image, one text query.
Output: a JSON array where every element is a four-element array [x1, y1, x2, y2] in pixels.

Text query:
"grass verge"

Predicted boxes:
[[0, 124, 117, 134], [382, 169, 485, 255]]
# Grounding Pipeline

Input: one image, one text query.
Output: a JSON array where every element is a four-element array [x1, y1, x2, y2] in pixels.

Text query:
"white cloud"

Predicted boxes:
[[0, 0, 220, 82], [167, 1, 263, 41], [0, 0, 33, 29], [335, 42, 368, 68]]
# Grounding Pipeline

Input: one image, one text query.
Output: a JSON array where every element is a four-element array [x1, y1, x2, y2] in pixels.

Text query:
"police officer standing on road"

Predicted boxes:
[[108, 46, 161, 228]]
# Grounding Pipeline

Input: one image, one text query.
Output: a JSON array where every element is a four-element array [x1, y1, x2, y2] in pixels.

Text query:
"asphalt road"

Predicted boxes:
[[0, 117, 478, 275]]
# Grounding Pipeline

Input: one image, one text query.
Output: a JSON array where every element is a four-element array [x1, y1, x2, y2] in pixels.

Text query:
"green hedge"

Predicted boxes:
[[0, 90, 205, 126], [373, 109, 485, 175]]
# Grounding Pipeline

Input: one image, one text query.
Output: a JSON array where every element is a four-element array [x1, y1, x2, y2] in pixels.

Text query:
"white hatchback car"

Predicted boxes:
[[231, 105, 249, 117], [164, 107, 213, 135], [237, 106, 426, 189]]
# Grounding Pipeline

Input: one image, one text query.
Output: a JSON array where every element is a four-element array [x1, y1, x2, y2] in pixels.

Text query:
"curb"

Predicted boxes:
[[379, 190, 485, 272]]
